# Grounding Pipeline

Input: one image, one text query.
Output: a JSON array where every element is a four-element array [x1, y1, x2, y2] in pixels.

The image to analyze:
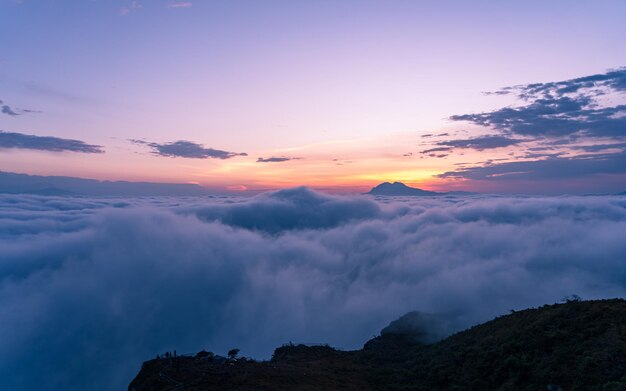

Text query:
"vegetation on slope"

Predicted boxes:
[[129, 299, 626, 391]]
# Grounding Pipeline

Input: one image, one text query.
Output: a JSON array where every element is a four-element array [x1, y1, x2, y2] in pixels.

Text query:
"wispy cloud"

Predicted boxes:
[[437, 135, 521, 150], [421, 135, 522, 155], [0, 131, 103, 153], [256, 156, 301, 163], [0, 99, 40, 116], [421, 146, 452, 154], [131, 139, 247, 159], [1, 105, 18, 116], [167, 2, 192, 8], [119, 1, 142, 16], [421, 132, 449, 138]]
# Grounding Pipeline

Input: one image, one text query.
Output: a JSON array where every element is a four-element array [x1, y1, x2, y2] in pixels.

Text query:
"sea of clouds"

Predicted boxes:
[[2, 188, 626, 390]]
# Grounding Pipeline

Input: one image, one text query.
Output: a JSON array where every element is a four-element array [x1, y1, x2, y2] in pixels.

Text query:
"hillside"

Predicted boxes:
[[129, 299, 626, 390]]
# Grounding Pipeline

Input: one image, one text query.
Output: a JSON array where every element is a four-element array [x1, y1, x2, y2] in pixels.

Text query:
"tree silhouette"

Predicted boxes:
[[562, 294, 582, 303], [228, 348, 240, 360]]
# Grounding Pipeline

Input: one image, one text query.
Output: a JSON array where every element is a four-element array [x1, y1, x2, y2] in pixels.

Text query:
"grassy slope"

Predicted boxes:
[[129, 299, 626, 391]]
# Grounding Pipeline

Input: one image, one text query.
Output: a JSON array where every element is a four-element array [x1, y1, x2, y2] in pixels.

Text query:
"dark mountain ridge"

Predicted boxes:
[[129, 299, 626, 390], [0, 171, 210, 196]]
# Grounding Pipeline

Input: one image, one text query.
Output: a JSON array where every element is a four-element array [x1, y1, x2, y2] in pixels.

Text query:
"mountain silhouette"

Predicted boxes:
[[367, 182, 474, 196], [367, 182, 439, 196]]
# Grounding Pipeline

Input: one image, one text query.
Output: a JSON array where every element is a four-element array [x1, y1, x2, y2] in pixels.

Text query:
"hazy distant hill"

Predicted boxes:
[[129, 299, 626, 391], [0, 171, 210, 196], [368, 181, 474, 196]]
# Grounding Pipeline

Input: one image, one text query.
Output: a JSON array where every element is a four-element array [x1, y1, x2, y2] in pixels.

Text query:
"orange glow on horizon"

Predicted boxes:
[[0, 133, 497, 194]]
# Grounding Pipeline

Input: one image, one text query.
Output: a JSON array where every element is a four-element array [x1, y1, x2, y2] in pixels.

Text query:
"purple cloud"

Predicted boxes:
[[256, 156, 301, 163], [167, 1, 192, 8], [132, 139, 247, 159], [0, 99, 40, 116], [0, 131, 103, 153]]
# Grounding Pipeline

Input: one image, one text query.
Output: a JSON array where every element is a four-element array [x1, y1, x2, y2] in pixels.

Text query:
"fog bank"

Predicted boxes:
[[1, 189, 626, 390]]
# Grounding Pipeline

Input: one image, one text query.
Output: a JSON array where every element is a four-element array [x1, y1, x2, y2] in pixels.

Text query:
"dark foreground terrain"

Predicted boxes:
[[130, 299, 626, 390]]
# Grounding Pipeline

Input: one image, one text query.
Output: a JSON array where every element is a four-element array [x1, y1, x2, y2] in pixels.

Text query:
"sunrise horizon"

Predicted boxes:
[[2, 2, 626, 196]]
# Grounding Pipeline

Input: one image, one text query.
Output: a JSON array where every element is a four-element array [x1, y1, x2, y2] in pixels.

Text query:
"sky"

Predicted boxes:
[[1, 0, 626, 193]]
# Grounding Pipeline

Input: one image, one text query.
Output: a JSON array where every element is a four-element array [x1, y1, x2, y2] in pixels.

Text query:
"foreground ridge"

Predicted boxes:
[[129, 299, 626, 390]]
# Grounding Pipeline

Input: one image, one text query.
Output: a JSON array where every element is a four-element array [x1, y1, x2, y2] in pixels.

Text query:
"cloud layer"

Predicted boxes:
[[1, 190, 626, 390], [0, 131, 103, 153]]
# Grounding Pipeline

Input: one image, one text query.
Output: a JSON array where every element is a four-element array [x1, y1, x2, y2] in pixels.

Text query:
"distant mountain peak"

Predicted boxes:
[[367, 181, 476, 197], [368, 181, 440, 196]]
